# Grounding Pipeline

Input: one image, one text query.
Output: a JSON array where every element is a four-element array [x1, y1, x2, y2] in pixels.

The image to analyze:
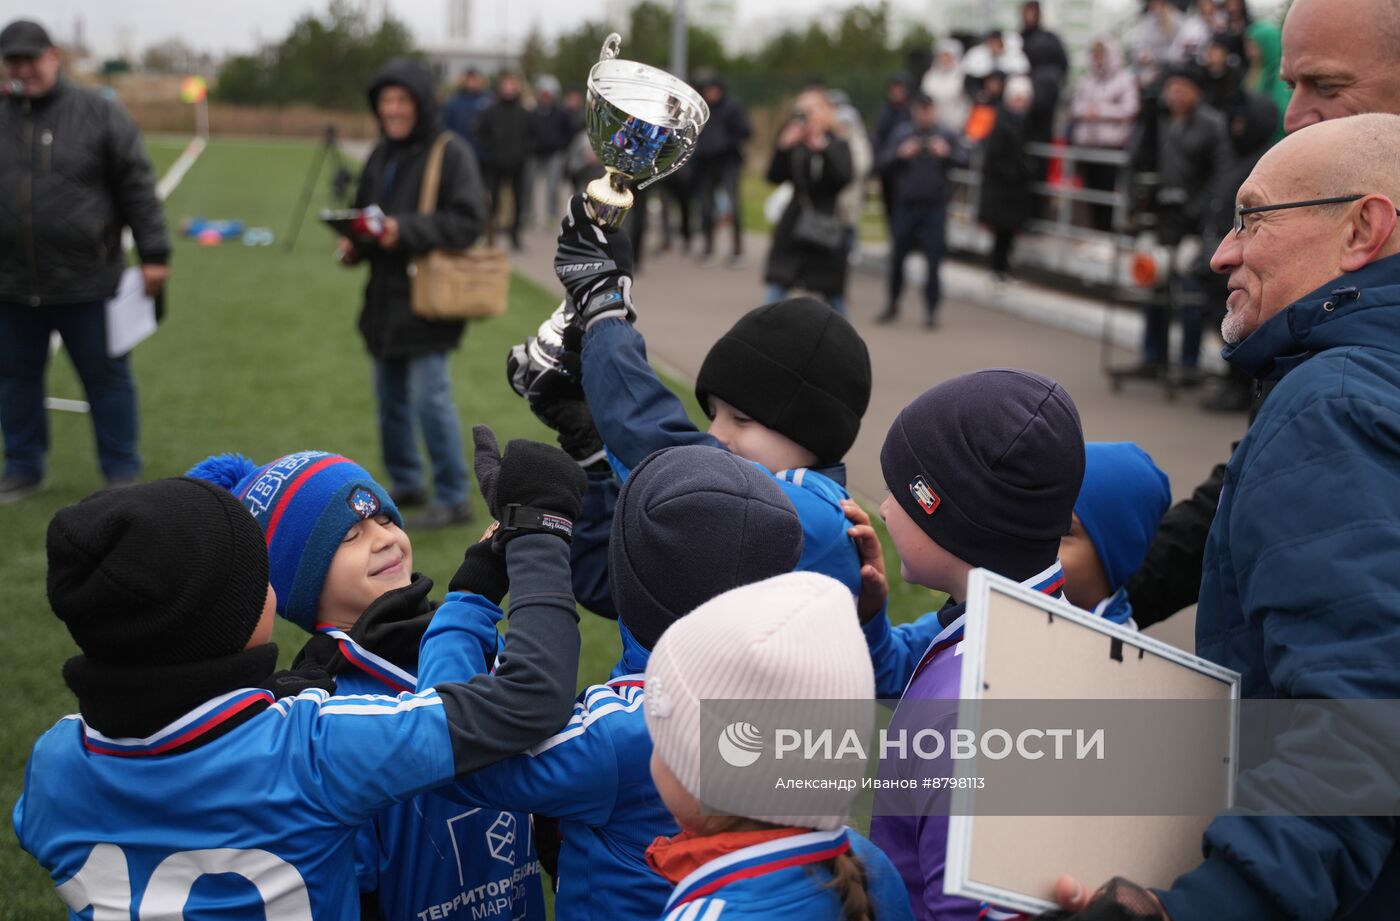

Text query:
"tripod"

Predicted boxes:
[[285, 124, 354, 252]]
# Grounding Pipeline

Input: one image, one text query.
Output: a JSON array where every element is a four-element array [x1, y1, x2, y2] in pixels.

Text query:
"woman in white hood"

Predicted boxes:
[[921, 39, 969, 135]]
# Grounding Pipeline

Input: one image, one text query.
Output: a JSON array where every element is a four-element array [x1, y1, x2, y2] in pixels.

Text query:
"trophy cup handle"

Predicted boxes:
[[599, 33, 622, 63]]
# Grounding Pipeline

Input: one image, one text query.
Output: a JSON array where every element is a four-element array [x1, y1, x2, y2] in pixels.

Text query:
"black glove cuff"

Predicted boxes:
[[491, 503, 575, 548], [450, 543, 510, 605]]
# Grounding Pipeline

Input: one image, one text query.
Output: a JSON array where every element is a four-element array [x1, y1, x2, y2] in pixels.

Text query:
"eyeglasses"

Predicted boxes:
[[1232, 194, 1400, 236]]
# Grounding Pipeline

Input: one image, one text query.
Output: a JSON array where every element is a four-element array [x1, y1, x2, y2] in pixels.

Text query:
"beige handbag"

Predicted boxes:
[[408, 133, 510, 321]]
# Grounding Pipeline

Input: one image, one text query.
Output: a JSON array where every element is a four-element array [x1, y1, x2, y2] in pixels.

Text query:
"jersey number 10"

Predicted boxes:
[[57, 843, 313, 919]]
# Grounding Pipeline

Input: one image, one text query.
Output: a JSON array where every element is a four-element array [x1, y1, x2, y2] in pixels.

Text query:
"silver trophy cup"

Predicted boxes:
[[584, 33, 709, 229]]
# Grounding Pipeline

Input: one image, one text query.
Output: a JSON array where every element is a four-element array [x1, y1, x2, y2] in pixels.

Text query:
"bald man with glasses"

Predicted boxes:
[[1048, 113, 1400, 921]]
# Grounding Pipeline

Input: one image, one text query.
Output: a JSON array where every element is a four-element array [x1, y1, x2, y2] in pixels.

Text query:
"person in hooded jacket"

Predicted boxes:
[[475, 72, 535, 251], [338, 58, 486, 531]]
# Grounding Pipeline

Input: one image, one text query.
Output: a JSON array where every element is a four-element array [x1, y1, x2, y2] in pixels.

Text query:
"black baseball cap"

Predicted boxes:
[[1, 20, 54, 58]]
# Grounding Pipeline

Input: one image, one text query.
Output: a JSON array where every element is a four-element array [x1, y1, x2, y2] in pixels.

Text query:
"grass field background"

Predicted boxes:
[[1, 137, 938, 919]]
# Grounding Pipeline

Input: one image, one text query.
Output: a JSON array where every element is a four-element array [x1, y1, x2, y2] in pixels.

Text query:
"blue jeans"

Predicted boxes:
[[0, 301, 141, 481], [373, 352, 469, 507], [766, 283, 847, 316], [888, 205, 948, 317]]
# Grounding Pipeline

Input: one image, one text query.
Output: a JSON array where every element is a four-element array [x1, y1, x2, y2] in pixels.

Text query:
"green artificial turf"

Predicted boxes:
[[0, 137, 938, 919]]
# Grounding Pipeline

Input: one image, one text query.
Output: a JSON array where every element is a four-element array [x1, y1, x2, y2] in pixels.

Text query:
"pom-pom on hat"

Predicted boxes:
[[610, 445, 804, 650], [880, 369, 1085, 582], [696, 297, 872, 466], [1075, 442, 1171, 593], [188, 451, 399, 631], [46, 478, 270, 665], [644, 572, 875, 830]]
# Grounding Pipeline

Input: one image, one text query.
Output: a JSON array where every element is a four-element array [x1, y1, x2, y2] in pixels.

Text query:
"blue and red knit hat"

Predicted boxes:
[[187, 451, 400, 632]]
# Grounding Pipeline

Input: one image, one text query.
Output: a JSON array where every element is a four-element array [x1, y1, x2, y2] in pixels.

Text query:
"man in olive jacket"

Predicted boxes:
[[0, 20, 171, 502], [338, 57, 486, 530]]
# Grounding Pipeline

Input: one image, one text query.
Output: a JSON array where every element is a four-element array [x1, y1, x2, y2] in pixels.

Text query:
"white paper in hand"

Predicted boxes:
[[106, 267, 158, 357]]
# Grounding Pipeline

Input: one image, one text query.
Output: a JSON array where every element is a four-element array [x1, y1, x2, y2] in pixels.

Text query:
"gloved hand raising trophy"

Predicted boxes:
[[506, 31, 709, 404]]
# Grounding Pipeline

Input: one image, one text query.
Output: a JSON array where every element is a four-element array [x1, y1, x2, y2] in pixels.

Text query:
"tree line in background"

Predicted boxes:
[[209, 0, 934, 117]]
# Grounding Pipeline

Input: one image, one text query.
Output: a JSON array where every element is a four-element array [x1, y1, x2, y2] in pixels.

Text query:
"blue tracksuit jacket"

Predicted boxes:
[[1158, 254, 1400, 920], [445, 625, 672, 921], [328, 599, 545, 921]]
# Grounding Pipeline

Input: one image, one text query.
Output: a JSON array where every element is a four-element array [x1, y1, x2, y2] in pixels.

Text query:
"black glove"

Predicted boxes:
[[450, 539, 510, 605], [1035, 878, 1167, 921], [266, 637, 339, 699], [473, 425, 587, 548], [554, 194, 635, 329], [531, 396, 607, 469]]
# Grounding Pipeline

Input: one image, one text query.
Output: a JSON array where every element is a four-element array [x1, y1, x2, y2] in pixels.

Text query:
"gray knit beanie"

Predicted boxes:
[[610, 445, 804, 649]]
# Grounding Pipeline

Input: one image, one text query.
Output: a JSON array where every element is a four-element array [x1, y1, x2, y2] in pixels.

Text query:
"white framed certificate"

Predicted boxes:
[[944, 569, 1241, 916]]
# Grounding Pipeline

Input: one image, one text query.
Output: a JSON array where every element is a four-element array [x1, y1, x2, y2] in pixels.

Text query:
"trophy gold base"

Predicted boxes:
[[585, 170, 634, 231]]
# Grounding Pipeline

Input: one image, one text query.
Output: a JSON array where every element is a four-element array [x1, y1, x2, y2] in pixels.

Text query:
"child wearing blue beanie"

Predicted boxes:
[[187, 447, 549, 921], [1059, 442, 1172, 625]]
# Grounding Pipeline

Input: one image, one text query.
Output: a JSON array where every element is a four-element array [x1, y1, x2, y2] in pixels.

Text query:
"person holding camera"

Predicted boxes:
[[875, 92, 968, 329], [763, 88, 855, 314]]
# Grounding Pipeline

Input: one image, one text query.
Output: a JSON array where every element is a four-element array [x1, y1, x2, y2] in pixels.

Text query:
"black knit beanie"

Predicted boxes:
[[880, 369, 1085, 582], [47, 477, 271, 666], [610, 445, 804, 649], [696, 297, 872, 465]]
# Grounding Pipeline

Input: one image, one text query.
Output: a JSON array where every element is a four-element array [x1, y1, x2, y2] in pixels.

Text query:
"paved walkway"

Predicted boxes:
[[510, 225, 1241, 650]]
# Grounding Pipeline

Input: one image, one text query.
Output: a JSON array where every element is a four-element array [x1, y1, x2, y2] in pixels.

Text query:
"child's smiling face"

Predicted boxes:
[[707, 396, 819, 474], [317, 515, 413, 630]]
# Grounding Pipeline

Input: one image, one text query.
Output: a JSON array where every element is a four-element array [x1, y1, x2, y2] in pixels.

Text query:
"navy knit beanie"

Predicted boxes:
[[696, 298, 872, 465], [1075, 442, 1171, 593], [610, 445, 805, 649], [188, 452, 400, 632], [46, 478, 270, 666], [880, 369, 1085, 582]]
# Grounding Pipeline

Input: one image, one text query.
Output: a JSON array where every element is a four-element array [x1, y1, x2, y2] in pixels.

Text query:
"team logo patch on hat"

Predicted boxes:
[[347, 486, 381, 520], [910, 476, 941, 515]]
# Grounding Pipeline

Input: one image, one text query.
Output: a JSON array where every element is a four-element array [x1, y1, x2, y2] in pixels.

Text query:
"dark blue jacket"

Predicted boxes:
[[1160, 253, 1400, 920]]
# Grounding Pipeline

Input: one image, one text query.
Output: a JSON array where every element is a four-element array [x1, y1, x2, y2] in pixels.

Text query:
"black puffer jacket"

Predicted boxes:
[[354, 58, 486, 360], [763, 134, 853, 296], [0, 78, 170, 306]]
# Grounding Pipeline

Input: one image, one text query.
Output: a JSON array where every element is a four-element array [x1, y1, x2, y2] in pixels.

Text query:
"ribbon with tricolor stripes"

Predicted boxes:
[[316, 625, 418, 694], [663, 828, 852, 912], [82, 688, 275, 757], [910, 561, 1066, 682]]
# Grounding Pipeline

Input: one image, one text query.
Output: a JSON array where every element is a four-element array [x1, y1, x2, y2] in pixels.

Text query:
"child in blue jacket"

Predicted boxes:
[[188, 445, 545, 921], [14, 440, 584, 921], [643, 571, 914, 921], [1059, 442, 1171, 625], [446, 444, 806, 921], [539, 195, 873, 610]]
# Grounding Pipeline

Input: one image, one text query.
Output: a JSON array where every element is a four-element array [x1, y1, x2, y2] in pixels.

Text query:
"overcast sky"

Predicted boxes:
[[0, 0, 841, 59], [1, 0, 1285, 61]]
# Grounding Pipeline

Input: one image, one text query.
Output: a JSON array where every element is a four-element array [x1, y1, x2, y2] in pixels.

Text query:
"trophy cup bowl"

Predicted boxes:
[[585, 33, 710, 230]]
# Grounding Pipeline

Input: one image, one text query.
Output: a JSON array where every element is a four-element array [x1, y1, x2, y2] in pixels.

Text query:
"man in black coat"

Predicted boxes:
[[1020, 1, 1069, 145], [476, 72, 534, 250], [0, 20, 171, 503], [875, 93, 968, 328], [337, 57, 486, 529], [693, 73, 752, 266]]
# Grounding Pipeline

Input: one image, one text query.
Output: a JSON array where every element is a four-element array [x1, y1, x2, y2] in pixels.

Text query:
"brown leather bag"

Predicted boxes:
[[408, 133, 510, 321]]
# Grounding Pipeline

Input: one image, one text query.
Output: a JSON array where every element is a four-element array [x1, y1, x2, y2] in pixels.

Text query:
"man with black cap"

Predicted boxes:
[[0, 18, 171, 502]]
